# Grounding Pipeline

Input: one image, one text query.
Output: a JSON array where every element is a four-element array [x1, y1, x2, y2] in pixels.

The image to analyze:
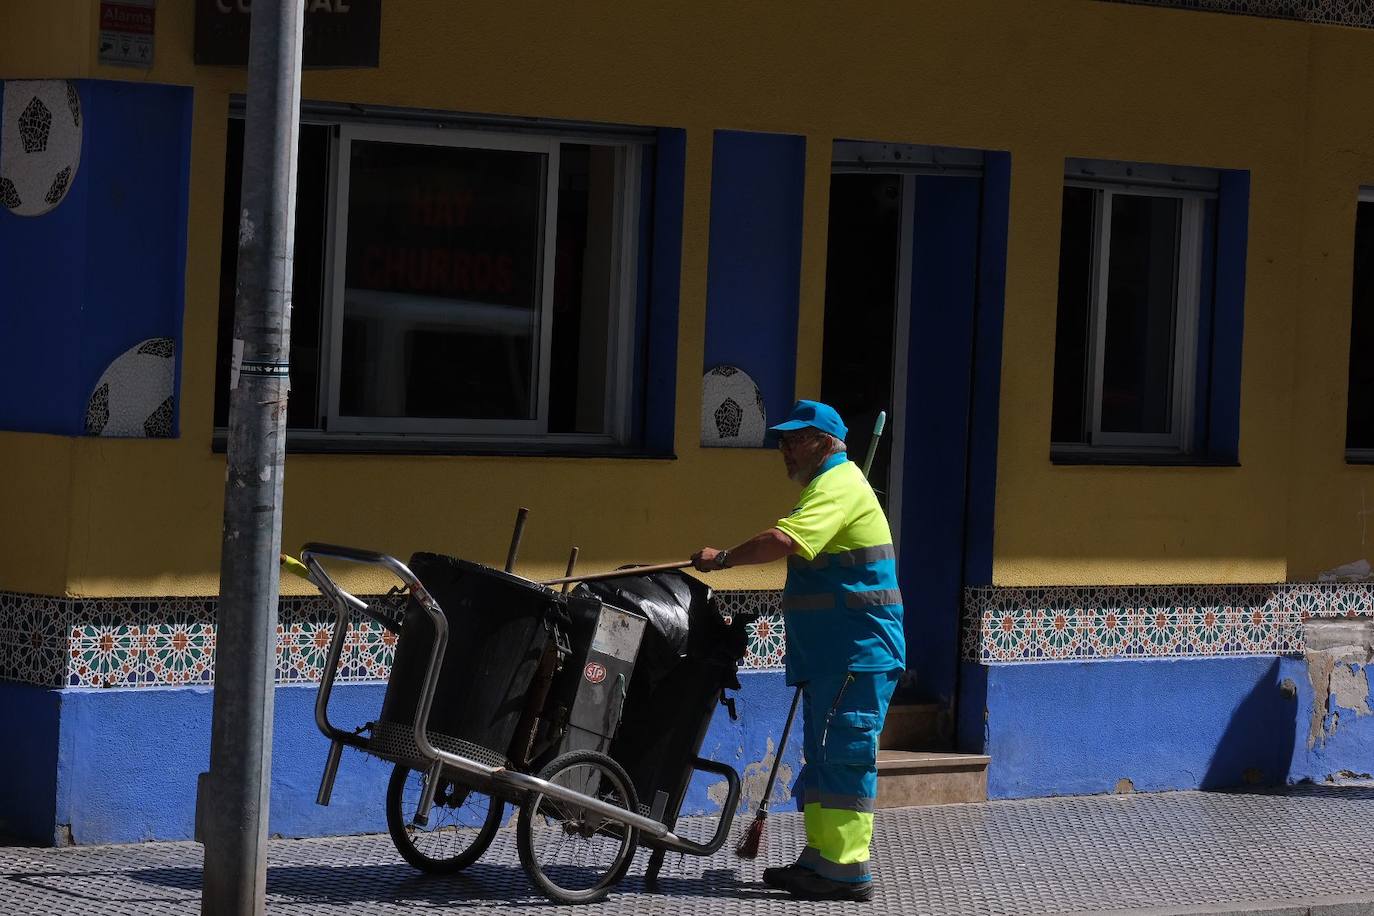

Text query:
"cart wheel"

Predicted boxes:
[[385, 762, 504, 873], [516, 749, 641, 904]]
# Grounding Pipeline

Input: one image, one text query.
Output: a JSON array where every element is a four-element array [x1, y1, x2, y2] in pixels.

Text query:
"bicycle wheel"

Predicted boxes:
[[516, 749, 641, 904], [385, 762, 504, 873]]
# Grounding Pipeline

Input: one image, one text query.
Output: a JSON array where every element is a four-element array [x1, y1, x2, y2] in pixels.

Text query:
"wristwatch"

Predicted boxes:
[[714, 549, 731, 569]]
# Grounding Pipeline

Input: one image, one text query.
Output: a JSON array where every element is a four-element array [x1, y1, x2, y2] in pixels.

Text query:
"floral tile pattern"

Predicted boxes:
[[718, 589, 785, 671], [5, 578, 1364, 687], [1100, 0, 1374, 29], [0, 587, 793, 687], [961, 583, 1324, 664]]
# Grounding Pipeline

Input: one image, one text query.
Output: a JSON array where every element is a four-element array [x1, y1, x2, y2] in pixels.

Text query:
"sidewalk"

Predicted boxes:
[[5, 786, 1374, 915]]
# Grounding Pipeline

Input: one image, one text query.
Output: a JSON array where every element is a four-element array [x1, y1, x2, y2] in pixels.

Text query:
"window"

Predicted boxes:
[[214, 109, 649, 449], [1347, 190, 1374, 459], [1051, 159, 1216, 458]]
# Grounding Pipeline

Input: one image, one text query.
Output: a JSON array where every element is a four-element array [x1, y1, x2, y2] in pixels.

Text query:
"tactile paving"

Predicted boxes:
[[5, 786, 1374, 914]]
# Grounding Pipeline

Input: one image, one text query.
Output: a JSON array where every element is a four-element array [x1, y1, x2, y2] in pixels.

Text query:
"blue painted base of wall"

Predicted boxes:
[[977, 655, 1374, 800], [1, 669, 801, 846], [34, 653, 1374, 842]]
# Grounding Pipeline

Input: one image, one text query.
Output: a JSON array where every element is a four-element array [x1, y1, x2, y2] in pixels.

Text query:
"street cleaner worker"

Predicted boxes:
[[692, 400, 904, 903]]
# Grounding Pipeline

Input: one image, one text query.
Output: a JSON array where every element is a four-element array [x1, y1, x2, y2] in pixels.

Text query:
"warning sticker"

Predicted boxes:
[[99, 1, 156, 68], [583, 662, 607, 685], [590, 607, 647, 662]]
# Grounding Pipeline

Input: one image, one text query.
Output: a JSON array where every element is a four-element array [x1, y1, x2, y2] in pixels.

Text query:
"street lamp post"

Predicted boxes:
[[196, 2, 305, 913]]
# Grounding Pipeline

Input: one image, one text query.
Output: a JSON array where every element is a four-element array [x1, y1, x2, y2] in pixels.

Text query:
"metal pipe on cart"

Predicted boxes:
[[196, 4, 306, 914], [560, 546, 579, 594], [505, 507, 529, 573], [540, 559, 694, 588]]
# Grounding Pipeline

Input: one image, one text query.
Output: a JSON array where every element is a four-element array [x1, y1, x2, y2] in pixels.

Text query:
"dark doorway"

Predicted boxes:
[[820, 173, 903, 503]]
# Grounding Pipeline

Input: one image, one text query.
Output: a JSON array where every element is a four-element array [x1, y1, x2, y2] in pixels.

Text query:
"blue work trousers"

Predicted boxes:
[[793, 668, 899, 882]]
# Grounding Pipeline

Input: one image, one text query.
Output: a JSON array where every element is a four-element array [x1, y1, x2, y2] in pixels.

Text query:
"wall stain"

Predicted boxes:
[[709, 737, 793, 812]]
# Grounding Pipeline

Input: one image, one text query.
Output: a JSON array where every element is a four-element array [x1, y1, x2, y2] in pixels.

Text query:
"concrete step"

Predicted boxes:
[[878, 701, 948, 750], [875, 750, 990, 808]]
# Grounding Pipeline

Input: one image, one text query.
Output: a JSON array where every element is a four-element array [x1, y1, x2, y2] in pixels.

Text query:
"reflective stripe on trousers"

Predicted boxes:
[[792, 668, 899, 883]]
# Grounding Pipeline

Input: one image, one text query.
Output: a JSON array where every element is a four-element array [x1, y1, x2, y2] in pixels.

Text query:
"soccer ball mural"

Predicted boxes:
[[701, 365, 768, 447], [0, 80, 82, 217], [86, 338, 176, 438]]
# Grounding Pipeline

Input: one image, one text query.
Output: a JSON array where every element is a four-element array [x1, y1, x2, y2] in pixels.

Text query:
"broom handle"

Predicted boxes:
[[861, 410, 886, 479], [756, 685, 802, 816], [539, 560, 693, 588]]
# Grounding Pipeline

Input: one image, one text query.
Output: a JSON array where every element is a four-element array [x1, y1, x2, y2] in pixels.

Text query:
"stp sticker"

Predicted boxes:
[[583, 662, 607, 685]]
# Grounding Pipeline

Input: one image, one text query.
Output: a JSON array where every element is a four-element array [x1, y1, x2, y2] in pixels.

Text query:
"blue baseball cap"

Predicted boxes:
[[770, 400, 848, 441]]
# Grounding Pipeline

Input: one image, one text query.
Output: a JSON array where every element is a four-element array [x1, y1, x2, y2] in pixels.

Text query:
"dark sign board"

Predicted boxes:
[[194, 0, 380, 68]]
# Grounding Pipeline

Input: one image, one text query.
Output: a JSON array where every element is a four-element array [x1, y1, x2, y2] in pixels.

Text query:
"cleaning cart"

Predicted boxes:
[[298, 538, 749, 904]]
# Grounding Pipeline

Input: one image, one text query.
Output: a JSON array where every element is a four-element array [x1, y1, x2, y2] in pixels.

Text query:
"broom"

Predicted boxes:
[[735, 410, 887, 859]]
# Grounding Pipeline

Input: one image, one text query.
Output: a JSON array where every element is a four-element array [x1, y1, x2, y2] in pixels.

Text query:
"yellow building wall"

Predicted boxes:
[[1280, 29, 1374, 582], [3, 1, 1373, 595]]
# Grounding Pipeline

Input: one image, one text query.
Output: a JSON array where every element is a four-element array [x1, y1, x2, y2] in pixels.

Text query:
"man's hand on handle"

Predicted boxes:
[[691, 548, 726, 572]]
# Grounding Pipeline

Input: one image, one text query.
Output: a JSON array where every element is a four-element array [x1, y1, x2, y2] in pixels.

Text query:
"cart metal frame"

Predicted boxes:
[[299, 542, 742, 887]]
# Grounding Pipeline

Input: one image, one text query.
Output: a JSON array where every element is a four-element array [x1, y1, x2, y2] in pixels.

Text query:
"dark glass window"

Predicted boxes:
[[212, 119, 643, 445], [213, 119, 329, 429], [1051, 184, 1194, 450], [1051, 186, 1096, 444], [338, 141, 544, 421], [1100, 195, 1180, 435], [1349, 201, 1374, 450]]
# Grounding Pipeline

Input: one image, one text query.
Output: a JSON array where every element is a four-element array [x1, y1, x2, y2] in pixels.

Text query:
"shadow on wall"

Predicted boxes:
[[1200, 658, 1296, 790]]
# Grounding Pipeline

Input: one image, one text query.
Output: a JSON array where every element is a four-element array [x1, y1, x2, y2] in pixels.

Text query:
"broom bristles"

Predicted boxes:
[[734, 812, 767, 859]]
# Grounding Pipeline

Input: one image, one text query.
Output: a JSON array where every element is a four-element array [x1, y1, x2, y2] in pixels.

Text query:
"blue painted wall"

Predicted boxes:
[[983, 657, 1301, 798], [18, 668, 800, 845], [703, 130, 806, 429], [953, 153, 1010, 753], [52, 684, 392, 844], [1209, 169, 1249, 462], [0, 79, 191, 436], [642, 128, 687, 454], [0, 682, 60, 842], [900, 175, 982, 707], [26, 656, 1374, 843], [963, 152, 1011, 589]]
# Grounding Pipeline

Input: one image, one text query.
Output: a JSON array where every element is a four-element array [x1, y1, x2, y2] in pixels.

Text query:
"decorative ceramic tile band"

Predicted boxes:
[[957, 581, 1374, 664], [1099, 0, 1374, 28], [0, 588, 788, 688]]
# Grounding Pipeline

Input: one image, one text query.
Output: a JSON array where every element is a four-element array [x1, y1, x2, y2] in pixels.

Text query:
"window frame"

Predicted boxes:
[[1345, 187, 1374, 464], [220, 112, 647, 448], [1053, 179, 1212, 457]]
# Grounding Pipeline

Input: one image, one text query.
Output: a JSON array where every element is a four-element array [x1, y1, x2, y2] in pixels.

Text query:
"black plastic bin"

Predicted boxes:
[[582, 571, 750, 830], [377, 553, 569, 762]]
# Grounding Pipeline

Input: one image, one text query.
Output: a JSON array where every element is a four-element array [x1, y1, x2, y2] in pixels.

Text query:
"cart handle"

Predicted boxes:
[[539, 560, 694, 588], [298, 543, 448, 781], [642, 756, 742, 857]]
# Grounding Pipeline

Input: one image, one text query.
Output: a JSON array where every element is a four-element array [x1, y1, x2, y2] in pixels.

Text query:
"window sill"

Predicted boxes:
[[1050, 450, 1239, 468], [1346, 449, 1374, 466], [210, 433, 675, 460]]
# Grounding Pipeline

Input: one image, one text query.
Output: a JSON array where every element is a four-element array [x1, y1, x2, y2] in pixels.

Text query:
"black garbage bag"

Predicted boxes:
[[580, 570, 751, 829], [577, 571, 692, 691]]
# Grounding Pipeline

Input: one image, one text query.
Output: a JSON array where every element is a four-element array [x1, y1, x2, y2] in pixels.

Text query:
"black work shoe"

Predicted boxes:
[[778, 868, 875, 902], [762, 864, 810, 889]]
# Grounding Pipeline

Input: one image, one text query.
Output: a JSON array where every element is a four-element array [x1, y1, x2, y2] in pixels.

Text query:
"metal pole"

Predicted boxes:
[[197, 2, 305, 913]]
